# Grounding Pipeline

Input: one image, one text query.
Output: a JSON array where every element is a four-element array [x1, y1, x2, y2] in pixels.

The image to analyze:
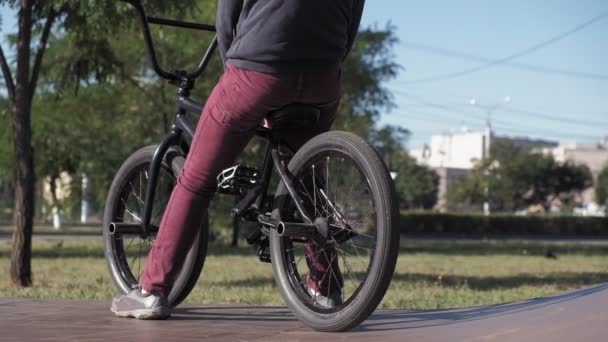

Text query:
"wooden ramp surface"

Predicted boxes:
[[1, 283, 607, 341]]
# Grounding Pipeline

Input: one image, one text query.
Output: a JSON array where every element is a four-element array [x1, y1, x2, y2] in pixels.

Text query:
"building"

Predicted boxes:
[[410, 128, 557, 170], [541, 140, 608, 176], [540, 139, 608, 210], [410, 128, 558, 211]]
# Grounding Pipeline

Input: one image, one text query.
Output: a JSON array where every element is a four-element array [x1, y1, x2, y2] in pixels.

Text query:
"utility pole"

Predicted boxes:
[[469, 96, 511, 216]]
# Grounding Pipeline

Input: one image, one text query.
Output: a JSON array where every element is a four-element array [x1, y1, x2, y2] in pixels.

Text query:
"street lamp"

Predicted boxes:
[[469, 96, 511, 130], [469, 96, 512, 216]]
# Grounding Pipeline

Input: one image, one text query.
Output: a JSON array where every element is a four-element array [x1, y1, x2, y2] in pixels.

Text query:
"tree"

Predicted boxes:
[[0, 0, 60, 287], [1, 1, 400, 259], [391, 152, 438, 210], [596, 164, 608, 207], [369, 124, 410, 170], [369, 124, 437, 210], [335, 25, 399, 138], [0, 0, 193, 287], [542, 161, 592, 211], [0, 97, 13, 222], [447, 140, 593, 213], [0, 97, 12, 181], [28, 0, 220, 210]]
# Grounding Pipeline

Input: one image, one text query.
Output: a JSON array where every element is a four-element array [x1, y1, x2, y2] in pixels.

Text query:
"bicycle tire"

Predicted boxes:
[[102, 145, 208, 307], [270, 131, 400, 332]]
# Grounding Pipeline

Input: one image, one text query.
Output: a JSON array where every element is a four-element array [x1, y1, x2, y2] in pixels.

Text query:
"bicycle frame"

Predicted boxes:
[[109, 0, 315, 239]]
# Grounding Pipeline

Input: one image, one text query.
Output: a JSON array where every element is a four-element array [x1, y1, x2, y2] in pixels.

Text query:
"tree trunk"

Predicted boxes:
[[10, 0, 34, 287], [10, 109, 35, 286]]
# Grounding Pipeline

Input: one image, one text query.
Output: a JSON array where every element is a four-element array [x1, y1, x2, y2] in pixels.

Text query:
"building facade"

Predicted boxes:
[[410, 128, 560, 211]]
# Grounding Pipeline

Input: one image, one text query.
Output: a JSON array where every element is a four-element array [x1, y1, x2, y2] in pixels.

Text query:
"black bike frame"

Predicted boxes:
[[111, 1, 313, 238]]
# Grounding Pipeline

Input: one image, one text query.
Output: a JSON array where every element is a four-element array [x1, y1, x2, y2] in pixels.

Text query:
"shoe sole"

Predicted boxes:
[[113, 307, 171, 320]]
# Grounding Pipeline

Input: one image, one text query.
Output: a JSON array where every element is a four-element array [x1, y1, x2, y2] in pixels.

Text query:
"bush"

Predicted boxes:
[[400, 212, 608, 236]]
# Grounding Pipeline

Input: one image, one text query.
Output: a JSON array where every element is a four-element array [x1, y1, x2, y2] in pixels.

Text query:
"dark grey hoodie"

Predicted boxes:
[[216, 0, 365, 73]]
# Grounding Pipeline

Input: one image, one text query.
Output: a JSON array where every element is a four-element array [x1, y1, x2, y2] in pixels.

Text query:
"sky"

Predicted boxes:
[[1, 1, 607, 148], [361, 0, 608, 147]]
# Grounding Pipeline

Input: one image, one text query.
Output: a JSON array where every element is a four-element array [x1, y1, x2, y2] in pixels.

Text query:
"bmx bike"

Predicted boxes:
[[103, 0, 400, 332]]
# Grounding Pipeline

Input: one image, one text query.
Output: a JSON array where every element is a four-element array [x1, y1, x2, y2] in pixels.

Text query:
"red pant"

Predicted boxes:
[[140, 65, 341, 297]]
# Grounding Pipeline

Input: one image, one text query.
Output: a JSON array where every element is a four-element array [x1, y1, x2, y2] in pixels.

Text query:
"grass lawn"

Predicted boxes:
[[0, 224, 101, 234], [1, 238, 607, 309]]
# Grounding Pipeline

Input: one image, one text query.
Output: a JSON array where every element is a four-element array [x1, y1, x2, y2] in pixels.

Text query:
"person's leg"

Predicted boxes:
[[298, 102, 345, 298], [278, 70, 345, 298], [138, 66, 294, 297]]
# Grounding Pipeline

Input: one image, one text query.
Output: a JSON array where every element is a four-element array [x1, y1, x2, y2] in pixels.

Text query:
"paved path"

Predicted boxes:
[[1, 283, 606, 341]]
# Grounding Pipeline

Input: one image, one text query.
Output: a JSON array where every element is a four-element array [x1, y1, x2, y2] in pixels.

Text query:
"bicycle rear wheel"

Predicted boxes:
[[270, 131, 400, 332], [102, 145, 208, 307]]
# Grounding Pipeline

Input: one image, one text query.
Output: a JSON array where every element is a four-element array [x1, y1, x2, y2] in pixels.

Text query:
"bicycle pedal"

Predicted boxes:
[[217, 164, 260, 195], [257, 247, 271, 263], [247, 228, 271, 263]]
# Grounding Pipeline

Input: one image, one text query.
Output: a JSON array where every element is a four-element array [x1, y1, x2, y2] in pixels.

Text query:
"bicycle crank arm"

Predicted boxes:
[[330, 225, 358, 244], [108, 222, 159, 236]]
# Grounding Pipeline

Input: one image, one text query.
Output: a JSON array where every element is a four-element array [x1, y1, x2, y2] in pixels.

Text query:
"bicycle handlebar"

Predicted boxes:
[[120, 0, 217, 82]]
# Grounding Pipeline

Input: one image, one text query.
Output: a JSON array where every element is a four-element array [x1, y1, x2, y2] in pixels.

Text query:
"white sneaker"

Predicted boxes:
[[111, 288, 171, 320], [308, 287, 343, 309]]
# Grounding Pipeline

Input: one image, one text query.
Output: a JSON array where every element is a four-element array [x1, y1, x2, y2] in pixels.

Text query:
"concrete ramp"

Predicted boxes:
[[1, 283, 606, 341]]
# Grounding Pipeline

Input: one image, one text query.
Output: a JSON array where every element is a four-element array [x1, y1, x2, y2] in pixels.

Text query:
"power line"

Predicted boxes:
[[492, 124, 604, 141], [392, 85, 608, 118], [393, 89, 473, 114], [500, 106, 608, 127], [388, 101, 607, 142], [398, 41, 608, 81], [391, 89, 608, 128], [399, 11, 608, 84], [391, 107, 605, 141]]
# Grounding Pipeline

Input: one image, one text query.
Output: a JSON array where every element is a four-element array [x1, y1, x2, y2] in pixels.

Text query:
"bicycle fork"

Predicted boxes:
[[108, 129, 183, 238]]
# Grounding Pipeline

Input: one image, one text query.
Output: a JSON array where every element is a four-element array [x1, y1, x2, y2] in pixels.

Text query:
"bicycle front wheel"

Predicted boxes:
[[102, 145, 208, 307], [270, 131, 400, 332]]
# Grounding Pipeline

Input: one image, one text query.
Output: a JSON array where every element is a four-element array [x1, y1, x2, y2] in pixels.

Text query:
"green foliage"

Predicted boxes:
[[0, 97, 13, 181], [400, 212, 608, 236], [596, 164, 608, 207], [369, 124, 437, 209], [336, 25, 400, 138], [1, 1, 197, 88], [1, 0, 399, 218], [25, 0, 221, 207], [369, 124, 410, 169], [447, 140, 593, 213], [392, 152, 438, 210], [0, 97, 14, 221], [2, 238, 608, 309]]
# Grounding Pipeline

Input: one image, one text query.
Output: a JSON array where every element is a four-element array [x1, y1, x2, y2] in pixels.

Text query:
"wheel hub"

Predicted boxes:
[[314, 217, 329, 239]]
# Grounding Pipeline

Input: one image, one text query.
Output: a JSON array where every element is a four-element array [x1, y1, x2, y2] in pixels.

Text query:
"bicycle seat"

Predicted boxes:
[[267, 104, 321, 129]]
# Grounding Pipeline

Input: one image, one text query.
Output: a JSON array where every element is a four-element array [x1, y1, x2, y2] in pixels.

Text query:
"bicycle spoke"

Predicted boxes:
[[330, 235, 366, 283], [112, 163, 178, 288], [122, 205, 142, 222], [284, 245, 305, 253], [280, 150, 380, 312], [313, 164, 317, 217], [297, 178, 320, 218], [338, 249, 362, 289], [326, 156, 329, 204]]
